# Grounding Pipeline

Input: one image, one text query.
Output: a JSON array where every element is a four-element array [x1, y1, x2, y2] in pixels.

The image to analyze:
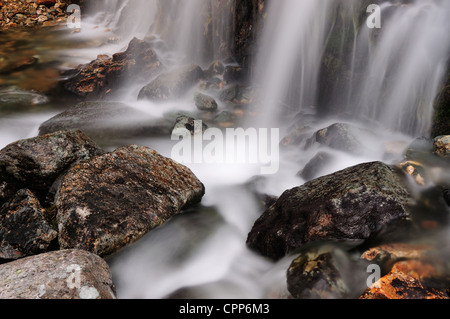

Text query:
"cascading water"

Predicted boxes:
[[254, 0, 450, 137], [1, 0, 449, 300]]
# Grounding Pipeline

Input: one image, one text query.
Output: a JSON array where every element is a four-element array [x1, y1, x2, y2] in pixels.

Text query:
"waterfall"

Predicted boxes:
[[253, 0, 450, 137], [84, 0, 235, 67]]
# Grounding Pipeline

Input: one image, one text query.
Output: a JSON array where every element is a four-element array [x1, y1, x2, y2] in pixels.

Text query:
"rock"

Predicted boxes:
[[36, 0, 56, 7], [171, 115, 208, 137], [433, 135, 450, 158], [246, 161, 414, 261], [398, 160, 427, 186], [0, 130, 104, 194], [404, 137, 434, 161], [194, 92, 218, 111], [62, 38, 163, 98], [360, 259, 450, 299], [223, 66, 248, 84], [0, 189, 57, 261], [0, 180, 16, 208], [55, 145, 205, 257], [431, 71, 450, 138], [287, 245, 368, 299], [306, 123, 376, 155], [38, 102, 173, 144], [0, 249, 116, 299], [297, 151, 334, 181], [205, 60, 225, 77], [138, 65, 204, 102], [218, 84, 238, 102]]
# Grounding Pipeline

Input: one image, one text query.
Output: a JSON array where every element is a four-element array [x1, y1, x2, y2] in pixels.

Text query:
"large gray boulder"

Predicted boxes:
[[247, 161, 414, 260], [55, 145, 205, 257], [0, 249, 116, 299]]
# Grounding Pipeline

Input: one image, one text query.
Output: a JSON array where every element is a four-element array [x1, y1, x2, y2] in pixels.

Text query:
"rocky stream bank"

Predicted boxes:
[[0, 0, 449, 300]]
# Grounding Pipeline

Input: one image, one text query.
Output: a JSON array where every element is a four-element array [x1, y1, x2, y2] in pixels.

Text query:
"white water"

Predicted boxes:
[[254, 0, 450, 137], [1, 0, 449, 299]]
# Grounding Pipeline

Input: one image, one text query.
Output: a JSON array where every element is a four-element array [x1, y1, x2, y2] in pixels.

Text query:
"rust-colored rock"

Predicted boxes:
[[61, 37, 163, 98], [360, 259, 450, 299], [55, 145, 205, 257]]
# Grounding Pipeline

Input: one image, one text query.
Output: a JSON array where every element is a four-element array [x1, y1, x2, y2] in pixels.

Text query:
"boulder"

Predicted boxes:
[[61, 37, 163, 98], [55, 145, 205, 257], [138, 65, 204, 102], [246, 161, 414, 261], [0, 189, 57, 261], [0, 130, 104, 194], [38, 102, 173, 144], [306, 123, 376, 155], [0, 249, 116, 299]]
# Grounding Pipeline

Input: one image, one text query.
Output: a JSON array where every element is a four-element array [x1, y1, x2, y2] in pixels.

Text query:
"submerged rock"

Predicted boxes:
[[55, 145, 205, 257], [138, 65, 204, 102], [0, 130, 104, 193], [38, 101, 173, 144], [287, 245, 368, 299], [0, 249, 116, 299], [0, 189, 57, 261], [298, 151, 334, 181], [247, 161, 414, 261]]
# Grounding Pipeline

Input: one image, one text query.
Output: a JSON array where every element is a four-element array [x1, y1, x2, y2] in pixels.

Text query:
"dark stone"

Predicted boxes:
[[247, 162, 414, 261], [0, 130, 104, 193], [0, 189, 57, 261], [138, 65, 204, 102], [55, 145, 205, 257], [298, 151, 334, 181], [306, 123, 376, 155], [194, 92, 218, 111]]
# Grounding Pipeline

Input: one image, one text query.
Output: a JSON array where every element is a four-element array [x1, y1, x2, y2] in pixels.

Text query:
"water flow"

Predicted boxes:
[[253, 0, 450, 137]]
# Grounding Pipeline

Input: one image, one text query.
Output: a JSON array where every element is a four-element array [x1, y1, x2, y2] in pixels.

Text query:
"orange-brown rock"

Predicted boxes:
[[361, 259, 450, 299]]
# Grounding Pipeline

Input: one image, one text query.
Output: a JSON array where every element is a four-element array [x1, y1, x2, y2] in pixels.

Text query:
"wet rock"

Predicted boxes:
[[0, 56, 37, 75], [433, 135, 450, 158], [360, 259, 450, 299], [223, 66, 248, 84], [247, 161, 414, 261], [55, 145, 205, 257], [205, 60, 225, 77], [138, 65, 204, 102], [280, 125, 314, 148], [398, 160, 427, 186], [404, 136, 434, 159], [0, 189, 57, 261], [287, 245, 368, 299], [0, 249, 116, 299], [218, 84, 238, 102], [431, 70, 450, 138], [297, 151, 334, 181], [194, 92, 218, 111], [62, 38, 163, 98], [38, 101, 173, 144], [306, 123, 376, 155], [0, 130, 104, 194], [171, 115, 208, 137]]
